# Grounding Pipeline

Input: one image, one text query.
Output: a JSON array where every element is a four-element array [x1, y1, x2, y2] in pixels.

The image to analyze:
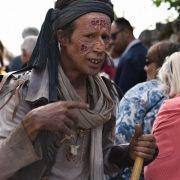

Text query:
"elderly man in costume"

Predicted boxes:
[[0, 0, 157, 179]]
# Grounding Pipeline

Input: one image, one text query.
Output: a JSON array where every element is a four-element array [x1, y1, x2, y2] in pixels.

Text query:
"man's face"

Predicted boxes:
[[60, 12, 111, 76], [21, 49, 31, 64], [110, 22, 128, 57]]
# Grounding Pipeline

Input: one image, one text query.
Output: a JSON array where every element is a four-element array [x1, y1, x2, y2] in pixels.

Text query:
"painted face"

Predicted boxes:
[[60, 12, 111, 76]]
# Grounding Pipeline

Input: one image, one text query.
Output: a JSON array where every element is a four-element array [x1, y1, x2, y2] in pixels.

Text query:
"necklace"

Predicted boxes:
[[65, 78, 93, 161], [65, 129, 89, 162], [56, 77, 93, 162]]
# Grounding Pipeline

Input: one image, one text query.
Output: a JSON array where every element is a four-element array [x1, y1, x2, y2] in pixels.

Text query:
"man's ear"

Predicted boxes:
[[57, 29, 68, 47], [123, 29, 130, 38]]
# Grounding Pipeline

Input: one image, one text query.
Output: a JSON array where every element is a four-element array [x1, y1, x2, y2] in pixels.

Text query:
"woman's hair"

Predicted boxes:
[[151, 41, 180, 68], [158, 51, 180, 96]]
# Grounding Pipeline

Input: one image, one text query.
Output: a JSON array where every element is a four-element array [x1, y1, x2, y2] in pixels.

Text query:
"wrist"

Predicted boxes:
[[22, 110, 42, 141], [109, 145, 134, 168]]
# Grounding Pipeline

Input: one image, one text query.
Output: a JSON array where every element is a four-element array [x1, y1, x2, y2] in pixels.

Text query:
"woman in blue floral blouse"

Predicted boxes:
[[109, 41, 180, 180]]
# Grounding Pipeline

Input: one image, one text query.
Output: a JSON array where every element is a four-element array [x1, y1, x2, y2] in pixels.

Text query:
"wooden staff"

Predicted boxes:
[[130, 124, 144, 180]]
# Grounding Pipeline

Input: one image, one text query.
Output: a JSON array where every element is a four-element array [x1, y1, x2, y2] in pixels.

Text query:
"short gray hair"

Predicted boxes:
[[21, 36, 37, 54], [22, 27, 39, 39], [158, 51, 180, 96]]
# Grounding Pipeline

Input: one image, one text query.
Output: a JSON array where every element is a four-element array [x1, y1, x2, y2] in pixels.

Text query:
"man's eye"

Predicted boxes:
[[101, 34, 110, 41], [85, 34, 94, 39]]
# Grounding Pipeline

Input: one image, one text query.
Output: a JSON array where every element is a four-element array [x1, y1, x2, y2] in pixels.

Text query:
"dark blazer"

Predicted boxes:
[[8, 55, 22, 72], [114, 41, 147, 94]]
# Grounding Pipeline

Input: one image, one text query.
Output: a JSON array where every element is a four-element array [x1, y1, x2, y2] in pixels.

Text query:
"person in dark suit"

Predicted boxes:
[[111, 18, 147, 94], [8, 27, 39, 71]]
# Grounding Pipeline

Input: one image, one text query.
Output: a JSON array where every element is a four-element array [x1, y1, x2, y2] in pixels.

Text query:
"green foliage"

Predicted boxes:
[[152, 0, 180, 16]]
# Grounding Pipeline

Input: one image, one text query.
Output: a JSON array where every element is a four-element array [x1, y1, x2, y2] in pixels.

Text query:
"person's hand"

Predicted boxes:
[[23, 101, 89, 140], [130, 125, 157, 163]]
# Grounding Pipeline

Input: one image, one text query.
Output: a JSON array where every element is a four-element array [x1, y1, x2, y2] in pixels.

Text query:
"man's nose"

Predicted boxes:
[[93, 37, 106, 52], [109, 36, 114, 45]]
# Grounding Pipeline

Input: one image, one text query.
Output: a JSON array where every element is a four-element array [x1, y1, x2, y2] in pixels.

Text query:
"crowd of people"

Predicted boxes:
[[0, 0, 179, 179]]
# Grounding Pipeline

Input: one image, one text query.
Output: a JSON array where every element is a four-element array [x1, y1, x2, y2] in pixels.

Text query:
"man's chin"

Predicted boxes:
[[87, 70, 100, 76]]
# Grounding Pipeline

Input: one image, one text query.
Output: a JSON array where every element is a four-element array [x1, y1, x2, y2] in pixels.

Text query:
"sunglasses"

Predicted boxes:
[[145, 57, 154, 66], [111, 29, 123, 40], [145, 61, 153, 66]]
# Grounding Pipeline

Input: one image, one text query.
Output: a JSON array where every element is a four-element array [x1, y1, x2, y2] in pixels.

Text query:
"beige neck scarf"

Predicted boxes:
[[58, 65, 114, 180]]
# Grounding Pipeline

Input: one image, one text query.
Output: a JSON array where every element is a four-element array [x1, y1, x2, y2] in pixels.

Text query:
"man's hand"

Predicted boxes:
[[130, 125, 157, 163], [22, 101, 89, 141]]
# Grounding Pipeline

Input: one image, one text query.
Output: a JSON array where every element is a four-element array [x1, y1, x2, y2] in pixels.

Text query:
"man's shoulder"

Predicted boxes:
[[0, 70, 32, 112], [127, 42, 147, 56], [0, 70, 31, 98], [132, 41, 147, 50], [123, 44, 147, 65]]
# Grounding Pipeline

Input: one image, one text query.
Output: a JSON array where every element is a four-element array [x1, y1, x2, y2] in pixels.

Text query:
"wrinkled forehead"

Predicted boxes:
[[74, 12, 111, 29]]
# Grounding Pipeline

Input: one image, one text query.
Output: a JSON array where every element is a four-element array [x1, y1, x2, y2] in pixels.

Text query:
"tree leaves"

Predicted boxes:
[[152, 0, 180, 17]]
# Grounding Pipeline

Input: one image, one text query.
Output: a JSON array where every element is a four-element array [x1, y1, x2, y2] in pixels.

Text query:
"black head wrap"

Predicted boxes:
[[52, 0, 114, 30], [27, 0, 114, 102]]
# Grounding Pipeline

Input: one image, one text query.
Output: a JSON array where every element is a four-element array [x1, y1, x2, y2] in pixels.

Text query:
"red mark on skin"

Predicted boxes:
[[80, 44, 88, 53], [95, 19, 100, 26], [79, 39, 93, 55], [90, 18, 111, 31], [78, 16, 111, 55], [91, 20, 96, 26], [100, 19, 104, 26]]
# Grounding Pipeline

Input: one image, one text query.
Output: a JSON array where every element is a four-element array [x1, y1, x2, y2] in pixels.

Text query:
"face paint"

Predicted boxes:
[[61, 12, 111, 77], [78, 15, 111, 55], [90, 17, 111, 31], [80, 44, 89, 53]]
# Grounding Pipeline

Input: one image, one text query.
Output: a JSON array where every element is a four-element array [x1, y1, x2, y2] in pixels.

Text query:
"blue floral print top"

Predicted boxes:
[[109, 80, 166, 180]]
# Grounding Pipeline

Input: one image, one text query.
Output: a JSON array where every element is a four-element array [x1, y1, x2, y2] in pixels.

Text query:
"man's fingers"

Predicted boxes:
[[134, 124, 142, 138], [130, 124, 142, 146], [138, 134, 156, 142], [64, 117, 75, 128], [66, 110, 79, 124], [60, 124, 73, 136], [133, 151, 153, 161], [133, 146, 156, 156], [136, 140, 157, 149]]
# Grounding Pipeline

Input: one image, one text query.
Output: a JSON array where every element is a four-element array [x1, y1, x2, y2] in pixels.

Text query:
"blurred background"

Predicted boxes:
[[0, 0, 179, 55]]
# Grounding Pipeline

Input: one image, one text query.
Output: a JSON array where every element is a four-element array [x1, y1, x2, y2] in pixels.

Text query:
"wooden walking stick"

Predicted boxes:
[[130, 124, 144, 180]]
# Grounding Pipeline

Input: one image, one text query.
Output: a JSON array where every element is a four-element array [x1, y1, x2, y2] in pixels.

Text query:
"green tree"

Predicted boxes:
[[152, 0, 180, 18]]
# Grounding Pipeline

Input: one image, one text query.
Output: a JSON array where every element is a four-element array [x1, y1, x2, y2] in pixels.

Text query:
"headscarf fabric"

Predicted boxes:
[[52, 0, 114, 31]]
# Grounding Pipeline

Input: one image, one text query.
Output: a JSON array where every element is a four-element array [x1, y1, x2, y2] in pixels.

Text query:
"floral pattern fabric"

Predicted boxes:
[[109, 80, 166, 180]]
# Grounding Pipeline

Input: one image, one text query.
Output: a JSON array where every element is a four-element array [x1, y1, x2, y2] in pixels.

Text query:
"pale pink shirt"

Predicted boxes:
[[144, 95, 180, 180]]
